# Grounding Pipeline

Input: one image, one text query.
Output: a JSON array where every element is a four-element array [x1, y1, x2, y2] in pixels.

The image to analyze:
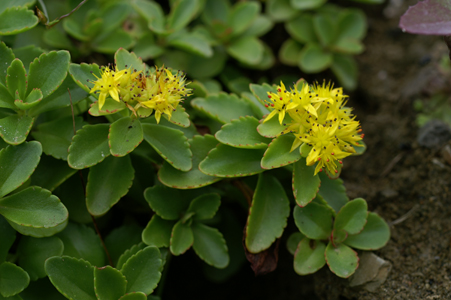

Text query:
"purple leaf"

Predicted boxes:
[[399, 0, 451, 35]]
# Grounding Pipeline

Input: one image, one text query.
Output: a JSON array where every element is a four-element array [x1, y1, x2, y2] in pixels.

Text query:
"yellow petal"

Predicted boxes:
[[98, 93, 106, 110], [263, 110, 277, 123], [278, 110, 285, 124], [109, 88, 120, 102]]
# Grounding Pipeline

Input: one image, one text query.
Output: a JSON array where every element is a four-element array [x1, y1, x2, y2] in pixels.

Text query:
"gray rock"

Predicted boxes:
[[348, 252, 392, 292], [417, 120, 451, 149]]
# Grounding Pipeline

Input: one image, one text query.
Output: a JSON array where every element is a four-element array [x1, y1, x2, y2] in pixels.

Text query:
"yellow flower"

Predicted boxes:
[[263, 82, 294, 124], [90, 66, 126, 109]]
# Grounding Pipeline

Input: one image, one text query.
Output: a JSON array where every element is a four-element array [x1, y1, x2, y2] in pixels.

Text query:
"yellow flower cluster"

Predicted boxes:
[[263, 81, 363, 175], [90, 65, 192, 123]]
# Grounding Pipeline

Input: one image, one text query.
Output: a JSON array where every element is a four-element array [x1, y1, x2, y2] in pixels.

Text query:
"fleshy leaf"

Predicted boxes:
[[192, 222, 229, 269], [117, 243, 146, 270], [318, 172, 348, 213], [167, 0, 201, 31], [215, 116, 271, 149], [143, 185, 190, 220], [293, 238, 326, 275], [142, 215, 174, 248], [298, 44, 333, 73], [286, 232, 305, 255], [290, 0, 326, 10], [94, 266, 127, 300], [257, 113, 293, 138], [333, 198, 368, 235], [86, 155, 134, 216], [17, 236, 64, 281], [14, 88, 43, 110], [170, 220, 194, 255], [158, 135, 221, 189], [0, 216, 15, 263], [261, 134, 301, 169], [241, 92, 269, 119], [229, 1, 261, 36], [69, 63, 102, 93], [0, 7, 38, 36], [114, 48, 146, 72], [163, 105, 190, 128], [187, 193, 221, 220], [0, 115, 34, 145], [292, 158, 321, 207], [109, 117, 143, 157], [331, 53, 357, 91], [293, 203, 333, 240], [167, 31, 213, 58], [249, 83, 276, 107], [344, 212, 390, 250], [45, 256, 96, 300], [104, 224, 143, 266], [142, 123, 192, 171], [121, 246, 162, 294], [325, 242, 359, 278], [285, 14, 318, 43], [91, 30, 134, 54], [0, 42, 15, 86], [26, 51, 70, 99], [279, 39, 302, 66], [199, 144, 265, 177], [67, 124, 110, 169], [0, 261, 29, 297], [0, 83, 15, 109], [226, 36, 264, 65], [191, 93, 255, 124], [399, 0, 451, 35], [119, 292, 147, 300], [6, 59, 26, 100], [245, 173, 290, 253], [0, 141, 41, 197]]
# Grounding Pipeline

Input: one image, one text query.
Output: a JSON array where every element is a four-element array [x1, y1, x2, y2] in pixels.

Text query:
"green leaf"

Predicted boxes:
[[43, 27, 74, 51], [226, 36, 264, 65], [0, 262, 29, 297], [109, 117, 143, 157], [45, 256, 96, 300], [332, 38, 364, 55], [286, 232, 305, 255], [68, 63, 101, 93], [167, 0, 200, 31], [325, 242, 358, 278], [334, 198, 368, 235], [119, 292, 147, 300], [229, 2, 260, 36], [0, 83, 15, 109], [26, 51, 70, 99], [17, 276, 65, 300], [261, 134, 301, 169], [14, 88, 43, 110], [249, 83, 278, 105], [0, 42, 15, 86], [298, 44, 333, 73], [86, 155, 134, 216], [292, 158, 321, 207], [352, 140, 366, 156], [201, 0, 229, 25], [187, 193, 221, 220], [94, 266, 127, 300], [331, 53, 357, 91], [257, 114, 291, 138], [6, 59, 26, 100], [215, 116, 271, 149], [163, 105, 190, 128], [0, 216, 15, 263], [89, 99, 127, 116], [132, 0, 166, 34], [199, 144, 265, 177], [245, 173, 290, 253], [344, 212, 390, 250], [104, 223, 143, 266], [293, 238, 326, 275], [313, 14, 336, 47], [0, 115, 34, 145], [158, 135, 221, 189], [318, 172, 348, 213], [142, 123, 192, 171], [17, 236, 64, 281], [92, 30, 134, 54], [279, 39, 302, 66], [57, 222, 105, 267], [167, 31, 213, 58], [0, 141, 41, 198], [290, 0, 326, 10], [0, 7, 38, 35], [336, 9, 366, 40], [30, 155, 76, 191], [117, 243, 146, 270], [241, 15, 273, 37], [285, 14, 318, 44], [68, 124, 110, 169], [331, 228, 347, 246], [31, 116, 84, 161], [144, 185, 190, 220], [293, 203, 333, 240], [192, 222, 229, 269], [121, 246, 162, 294], [191, 93, 255, 124], [170, 220, 193, 255], [114, 48, 146, 73], [266, 0, 297, 21], [142, 215, 174, 248]]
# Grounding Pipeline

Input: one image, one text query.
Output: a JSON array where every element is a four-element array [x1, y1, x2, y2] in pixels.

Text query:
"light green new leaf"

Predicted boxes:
[[334, 198, 368, 235], [26, 51, 70, 99], [109, 117, 143, 157], [344, 212, 390, 250], [0, 115, 34, 145], [227, 36, 264, 65], [6, 59, 26, 100], [17, 236, 64, 281], [94, 266, 127, 300], [293, 158, 320, 207], [121, 246, 162, 295], [187, 193, 221, 220], [293, 238, 326, 275], [14, 88, 42, 110], [199, 144, 265, 177], [245, 173, 289, 253], [0, 7, 38, 36], [142, 215, 174, 248], [144, 185, 190, 220], [142, 123, 192, 171], [68, 124, 110, 169], [114, 48, 146, 72], [170, 220, 193, 255], [45, 256, 96, 300], [192, 222, 229, 269], [261, 134, 301, 169], [86, 155, 134, 216], [293, 203, 333, 240], [215, 116, 271, 149], [325, 242, 358, 278], [0, 141, 41, 198], [0, 262, 29, 297]]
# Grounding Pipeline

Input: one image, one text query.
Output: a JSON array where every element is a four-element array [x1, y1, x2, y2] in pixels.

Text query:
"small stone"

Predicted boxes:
[[417, 120, 451, 149], [348, 252, 392, 292]]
